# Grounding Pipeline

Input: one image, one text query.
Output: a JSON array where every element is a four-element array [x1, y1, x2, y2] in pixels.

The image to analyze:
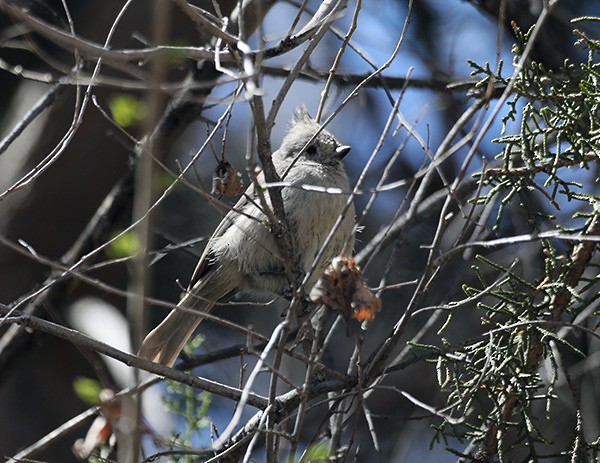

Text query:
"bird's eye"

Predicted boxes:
[[306, 145, 317, 155]]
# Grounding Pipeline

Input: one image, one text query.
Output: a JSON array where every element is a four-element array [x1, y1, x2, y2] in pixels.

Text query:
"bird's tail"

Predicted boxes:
[[138, 299, 214, 367]]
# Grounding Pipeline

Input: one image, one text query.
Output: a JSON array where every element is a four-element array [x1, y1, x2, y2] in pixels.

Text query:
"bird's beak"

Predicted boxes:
[[335, 145, 351, 158]]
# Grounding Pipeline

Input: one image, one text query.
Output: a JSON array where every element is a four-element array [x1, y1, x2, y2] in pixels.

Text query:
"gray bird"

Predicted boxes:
[[139, 109, 355, 366]]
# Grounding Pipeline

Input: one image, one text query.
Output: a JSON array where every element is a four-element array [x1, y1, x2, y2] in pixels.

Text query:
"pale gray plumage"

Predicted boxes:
[[139, 110, 355, 366]]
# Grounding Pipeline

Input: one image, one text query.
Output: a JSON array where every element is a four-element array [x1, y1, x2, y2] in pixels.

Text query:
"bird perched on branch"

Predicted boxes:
[[139, 109, 355, 367]]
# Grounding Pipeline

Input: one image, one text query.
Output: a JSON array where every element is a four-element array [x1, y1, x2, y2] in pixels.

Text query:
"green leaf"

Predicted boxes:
[[300, 442, 331, 462], [167, 39, 192, 64], [108, 94, 147, 127], [73, 376, 103, 405], [107, 231, 141, 259]]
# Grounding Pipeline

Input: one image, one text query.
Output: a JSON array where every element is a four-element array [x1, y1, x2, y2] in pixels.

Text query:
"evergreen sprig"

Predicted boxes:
[[428, 17, 600, 462]]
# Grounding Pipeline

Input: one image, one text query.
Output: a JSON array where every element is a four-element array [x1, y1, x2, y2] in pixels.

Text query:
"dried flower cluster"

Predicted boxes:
[[72, 389, 136, 459], [310, 256, 381, 322], [211, 161, 243, 196]]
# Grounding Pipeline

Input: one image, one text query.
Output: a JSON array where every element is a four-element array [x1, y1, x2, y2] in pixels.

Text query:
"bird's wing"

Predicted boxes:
[[187, 170, 266, 288]]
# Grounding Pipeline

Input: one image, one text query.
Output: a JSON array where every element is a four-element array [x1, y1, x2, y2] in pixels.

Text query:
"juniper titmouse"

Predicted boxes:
[[139, 110, 355, 366]]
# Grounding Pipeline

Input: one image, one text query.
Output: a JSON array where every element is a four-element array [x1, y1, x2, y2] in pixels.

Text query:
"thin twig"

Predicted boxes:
[[213, 321, 288, 448], [0, 306, 269, 407], [0, 83, 66, 156]]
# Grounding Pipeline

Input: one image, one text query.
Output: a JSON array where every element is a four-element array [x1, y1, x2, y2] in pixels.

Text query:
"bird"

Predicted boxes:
[[139, 109, 355, 367]]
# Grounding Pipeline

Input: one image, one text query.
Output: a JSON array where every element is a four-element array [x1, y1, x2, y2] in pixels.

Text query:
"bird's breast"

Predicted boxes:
[[283, 166, 355, 280]]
